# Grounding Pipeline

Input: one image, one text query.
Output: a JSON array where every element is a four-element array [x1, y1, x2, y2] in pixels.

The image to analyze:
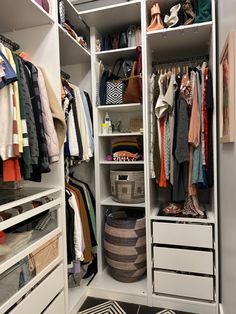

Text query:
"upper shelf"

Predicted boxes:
[[58, 24, 91, 65], [96, 46, 138, 65], [64, 0, 89, 38], [147, 22, 213, 61], [0, 0, 54, 33], [97, 103, 142, 112], [79, 0, 141, 34]]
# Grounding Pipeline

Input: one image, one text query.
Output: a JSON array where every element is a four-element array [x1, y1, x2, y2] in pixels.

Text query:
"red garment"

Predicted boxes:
[[3, 158, 22, 182], [203, 68, 209, 170], [159, 117, 169, 187], [0, 231, 5, 244]]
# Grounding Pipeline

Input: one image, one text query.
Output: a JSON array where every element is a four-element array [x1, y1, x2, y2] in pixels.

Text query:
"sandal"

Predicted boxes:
[[147, 3, 164, 32], [162, 203, 183, 216], [164, 3, 181, 28]]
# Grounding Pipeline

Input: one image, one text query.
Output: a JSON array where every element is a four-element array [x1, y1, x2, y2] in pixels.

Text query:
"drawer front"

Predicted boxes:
[[153, 222, 213, 248], [153, 247, 214, 275], [154, 270, 214, 300], [43, 291, 65, 314], [11, 264, 64, 314]]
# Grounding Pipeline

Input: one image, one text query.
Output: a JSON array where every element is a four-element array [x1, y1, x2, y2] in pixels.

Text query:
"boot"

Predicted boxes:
[[195, 0, 211, 23], [147, 3, 164, 32], [182, 0, 196, 25], [164, 3, 181, 28]]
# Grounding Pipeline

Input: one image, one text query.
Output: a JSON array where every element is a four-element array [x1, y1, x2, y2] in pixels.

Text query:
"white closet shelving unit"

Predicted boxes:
[[79, 0, 219, 313], [0, 0, 219, 313], [0, 1, 67, 314], [58, 2, 93, 314]]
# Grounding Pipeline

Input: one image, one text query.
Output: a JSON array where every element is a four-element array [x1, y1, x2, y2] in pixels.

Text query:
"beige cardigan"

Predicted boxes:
[[39, 67, 66, 149]]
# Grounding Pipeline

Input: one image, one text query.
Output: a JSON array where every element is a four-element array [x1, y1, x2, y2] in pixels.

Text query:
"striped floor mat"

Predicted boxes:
[[78, 301, 127, 313]]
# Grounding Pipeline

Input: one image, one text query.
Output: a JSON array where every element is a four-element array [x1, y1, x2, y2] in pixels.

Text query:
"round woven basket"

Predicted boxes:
[[104, 210, 146, 282]]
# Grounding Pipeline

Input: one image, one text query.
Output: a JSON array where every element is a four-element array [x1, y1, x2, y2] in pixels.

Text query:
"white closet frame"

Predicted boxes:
[[79, 1, 219, 314], [0, 1, 91, 313]]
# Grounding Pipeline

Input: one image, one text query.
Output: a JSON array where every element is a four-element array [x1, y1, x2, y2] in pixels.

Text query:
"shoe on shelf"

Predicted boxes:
[[164, 3, 181, 28], [195, 0, 212, 23], [182, 0, 196, 25], [147, 3, 164, 32]]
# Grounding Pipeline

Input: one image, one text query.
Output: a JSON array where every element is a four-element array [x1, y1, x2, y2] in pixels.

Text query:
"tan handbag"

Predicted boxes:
[[123, 61, 142, 103]]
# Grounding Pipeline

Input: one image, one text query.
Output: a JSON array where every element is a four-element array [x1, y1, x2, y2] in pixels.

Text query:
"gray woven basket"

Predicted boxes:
[[110, 170, 144, 203], [104, 210, 146, 282]]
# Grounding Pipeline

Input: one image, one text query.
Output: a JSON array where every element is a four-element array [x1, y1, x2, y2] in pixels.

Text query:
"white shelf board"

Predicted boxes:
[[97, 103, 142, 112], [0, 227, 61, 274], [58, 24, 90, 65], [0, 0, 54, 33], [89, 268, 147, 297], [100, 196, 145, 208], [96, 46, 137, 64], [0, 187, 61, 212], [147, 22, 213, 60], [69, 277, 92, 314], [151, 207, 215, 224], [79, 0, 141, 34], [99, 132, 143, 137], [100, 161, 144, 165]]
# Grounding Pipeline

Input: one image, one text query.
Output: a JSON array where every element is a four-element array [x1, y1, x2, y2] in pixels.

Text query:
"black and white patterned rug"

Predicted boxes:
[[78, 300, 176, 314]]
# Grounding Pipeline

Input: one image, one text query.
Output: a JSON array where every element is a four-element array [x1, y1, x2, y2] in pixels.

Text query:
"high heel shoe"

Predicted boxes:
[[164, 3, 181, 28], [147, 3, 164, 32], [182, 0, 196, 25]]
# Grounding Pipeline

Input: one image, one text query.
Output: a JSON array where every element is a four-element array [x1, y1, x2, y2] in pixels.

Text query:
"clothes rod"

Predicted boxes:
[[61, 70, 71, 80], [0, 34, 20, 51], [153, 55, 209, 66]]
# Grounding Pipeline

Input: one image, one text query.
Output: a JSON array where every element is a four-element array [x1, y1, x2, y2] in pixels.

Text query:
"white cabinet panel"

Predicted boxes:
[[154, 270, 214, 300], [153, 222, 213, 248], [153, 247, 214, 275]]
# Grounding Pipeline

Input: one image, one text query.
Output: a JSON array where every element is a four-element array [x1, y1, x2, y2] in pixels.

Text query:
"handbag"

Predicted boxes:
[[118, 31, 128, 48], [127, 25, 137, 47], [135, 26, 142, 46], [105, 58, 126, 105], [99, 70, 110, 105], [123, 60, 142, 103], [112, 32, 120, 50]]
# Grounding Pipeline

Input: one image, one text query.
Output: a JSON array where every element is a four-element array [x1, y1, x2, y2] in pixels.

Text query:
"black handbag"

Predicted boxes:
[[118, 31, 128, 48], [105, 58, 126, 105]]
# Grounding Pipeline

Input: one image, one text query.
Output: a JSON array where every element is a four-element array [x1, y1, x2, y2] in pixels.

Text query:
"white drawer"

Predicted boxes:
[[153, 222, 213, 248], [10, 264, 64, 314], [43, 291, 65, 314], [153, 247, 214, 275], [154, 270, 214, 300]]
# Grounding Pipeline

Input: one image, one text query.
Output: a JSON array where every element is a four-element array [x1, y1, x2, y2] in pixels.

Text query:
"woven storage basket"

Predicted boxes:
[[104, 210, 146, 282], [110, 170, 144, 203]]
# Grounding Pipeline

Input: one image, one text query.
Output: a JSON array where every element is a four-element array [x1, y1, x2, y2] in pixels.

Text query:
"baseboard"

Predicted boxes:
[[219, 304, 224, 314]]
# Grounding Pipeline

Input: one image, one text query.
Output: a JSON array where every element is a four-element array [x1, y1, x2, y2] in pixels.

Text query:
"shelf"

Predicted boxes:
[[0, 187, 61, 212], [97, 103, 142, 112], [0, 0, 54, 33], [151, 207, 215, 224], [96, 46, 137, 64], [147, 22, 213, 60], [100, 196, 145, 208], [58, 24, 91, 65], [69, 277, 92, 314], [79, 0, 141, 34], [0, 227, 61, 274], [90, 268, 147, 297], [64, 0, 89, 37], [99, 132, 143, 137], [100, 161, 144, 165]]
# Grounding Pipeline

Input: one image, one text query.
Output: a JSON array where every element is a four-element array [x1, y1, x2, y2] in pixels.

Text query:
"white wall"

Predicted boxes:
[[218, 1, 236, 314]]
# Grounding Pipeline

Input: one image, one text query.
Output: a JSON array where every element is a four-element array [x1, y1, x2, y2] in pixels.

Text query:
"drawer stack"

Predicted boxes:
[[152, 221, 215, 301]]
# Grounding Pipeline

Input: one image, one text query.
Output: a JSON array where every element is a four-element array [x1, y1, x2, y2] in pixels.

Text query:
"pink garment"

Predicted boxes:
[[34, 0, 50, 13], [37, 67, 59, 163]]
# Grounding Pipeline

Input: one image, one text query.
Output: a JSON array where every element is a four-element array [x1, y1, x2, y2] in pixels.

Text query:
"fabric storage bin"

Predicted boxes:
[[30, 235, 59, 274], [104, 210, 146, 282], [110, 170, 144, 203]]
